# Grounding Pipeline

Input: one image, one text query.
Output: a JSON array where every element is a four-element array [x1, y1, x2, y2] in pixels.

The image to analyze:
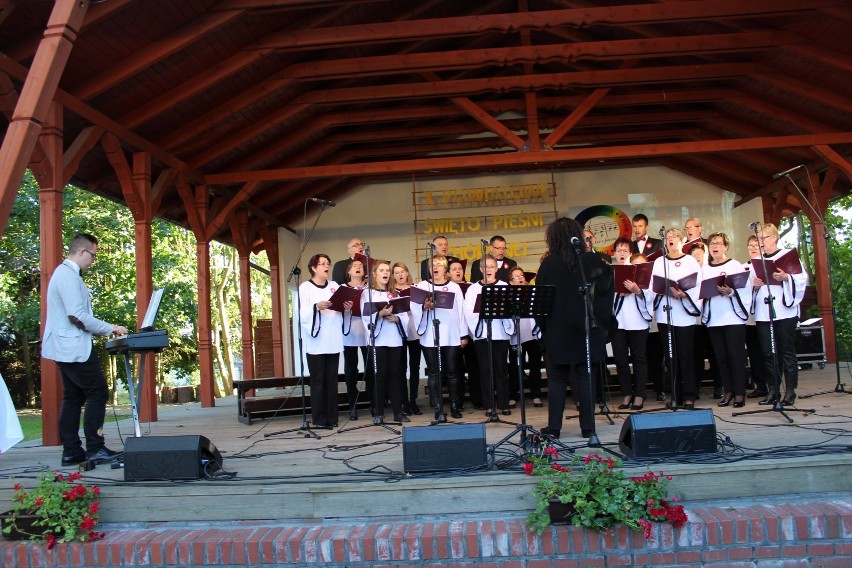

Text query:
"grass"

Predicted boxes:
[[16, 407, 133, 442]]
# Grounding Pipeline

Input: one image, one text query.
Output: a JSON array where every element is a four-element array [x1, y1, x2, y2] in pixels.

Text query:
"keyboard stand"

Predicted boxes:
[[118, 351, 144, 438]]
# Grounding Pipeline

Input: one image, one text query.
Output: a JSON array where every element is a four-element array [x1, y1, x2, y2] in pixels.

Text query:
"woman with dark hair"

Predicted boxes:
[[535, 217, 614, 439], [299, 254, 349, 428], [342, 259, 372, 420]]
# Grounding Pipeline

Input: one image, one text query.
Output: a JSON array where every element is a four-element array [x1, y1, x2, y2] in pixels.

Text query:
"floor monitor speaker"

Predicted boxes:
[[124, 435, 223, 481], [403, 424, 488, 473], [619, 409, 717, 458]]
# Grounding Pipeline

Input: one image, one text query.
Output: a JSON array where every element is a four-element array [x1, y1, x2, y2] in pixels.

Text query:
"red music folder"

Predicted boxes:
[[681, 239, 704, 255], [751, 249, 802, 285], [651, 272, 698, 295], [353, 252, 390, 275], [645, 248, 664, 262], [698, 272, 749, 299], [362, 296, 411, 315], [328, 286, 363, 314], [613, 263, 654, 295]]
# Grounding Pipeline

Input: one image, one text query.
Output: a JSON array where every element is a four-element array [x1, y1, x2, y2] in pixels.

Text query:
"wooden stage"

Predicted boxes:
[[2, 364, 852, 525]]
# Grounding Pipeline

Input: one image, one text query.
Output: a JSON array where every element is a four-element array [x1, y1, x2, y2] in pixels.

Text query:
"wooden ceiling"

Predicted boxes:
[[1, 0, 851, 241]]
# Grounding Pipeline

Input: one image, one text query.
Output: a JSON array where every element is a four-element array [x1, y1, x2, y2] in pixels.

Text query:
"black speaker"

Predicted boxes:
[[618, 409, 717, 458], [402, 424, 488, 473], [124, 435, 223, 481]]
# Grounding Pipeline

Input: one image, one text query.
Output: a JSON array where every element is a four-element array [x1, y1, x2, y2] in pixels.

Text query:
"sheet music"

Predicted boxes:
[[140, 288, 165, 330]]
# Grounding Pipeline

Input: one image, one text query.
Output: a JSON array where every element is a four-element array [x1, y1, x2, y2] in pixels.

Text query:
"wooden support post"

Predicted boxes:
[[228, 209, 256, 381], [37, 102, 65, 446], [0, 0, 87, 239], [261, 225, 285, 377], [132, 152, 157, 420]]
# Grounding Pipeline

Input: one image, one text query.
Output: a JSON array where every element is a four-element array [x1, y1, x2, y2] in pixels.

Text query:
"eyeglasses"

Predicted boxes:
[[83, 249, 97, 259], [491, 245, 507, 251]]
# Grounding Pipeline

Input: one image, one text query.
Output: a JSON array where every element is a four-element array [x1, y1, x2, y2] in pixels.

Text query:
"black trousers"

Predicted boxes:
[[307, 353, 340, 427], [374, 346, 403, 416], [545, 360, 594, 435], [398, 339, 421, 407], [657, 324, 697, 404], [746, 325, 767, 391], [757, 317, 799, 393], [612, 328, 648, 399], [57, 349, 109, 456], [646, 330, 665, 393], [508, 339, 543, 399], [708, 325, 748, 398], [475, 339, 510, 411], [460, 340, 481, 406], [421, 345, 461, 411], [344, 345, 374, 410]]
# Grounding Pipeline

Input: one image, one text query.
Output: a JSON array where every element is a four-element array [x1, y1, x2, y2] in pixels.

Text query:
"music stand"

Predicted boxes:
[[481, 285, 556, 451]]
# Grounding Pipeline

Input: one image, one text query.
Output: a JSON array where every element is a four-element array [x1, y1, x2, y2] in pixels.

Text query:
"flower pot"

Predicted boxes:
[[547, 499, 576, 524], [1, 511, 51, 541]]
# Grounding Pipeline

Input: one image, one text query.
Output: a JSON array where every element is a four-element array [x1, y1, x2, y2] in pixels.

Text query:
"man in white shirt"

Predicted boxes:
[[43, 233, 128, 466]]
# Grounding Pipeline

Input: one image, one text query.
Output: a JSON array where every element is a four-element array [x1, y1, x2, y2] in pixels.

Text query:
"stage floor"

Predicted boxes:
[[2, 364, 852, 524]]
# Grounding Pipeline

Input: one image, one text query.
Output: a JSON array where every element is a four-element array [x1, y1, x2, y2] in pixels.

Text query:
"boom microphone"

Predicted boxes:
[[772, 165, 804, 180], [749, 221, 761, 231], [570, 236, 582, 247], [658, 226, 666, 238], [480, 239, 490, 246], [310, 198, 336, 207]]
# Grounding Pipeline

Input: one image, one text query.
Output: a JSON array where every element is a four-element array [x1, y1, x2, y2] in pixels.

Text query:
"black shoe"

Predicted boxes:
[[656, 392, 667, 402], [450, 406, 462, 419], [394, 414, 411, 423], [713, 387, 724, 399], [630, 403, 644, 410], [747, 389, 768, 399], [61, 451, 87, 466], [349, 409, 358, 421], [733, 398, 746, 408], [718, 395, 734, 407], [758, 393, 777, 406], [501, 409, 512, 416], [540, 426, 560, 439], [411, 404, 422, 415], [533, 399, 543, 408], [683, 403, 695, 410], [87, 447, 123, 464], [781, 393, 797, 406], [401, 405, 412, 416], [617, 403, 631, 410]]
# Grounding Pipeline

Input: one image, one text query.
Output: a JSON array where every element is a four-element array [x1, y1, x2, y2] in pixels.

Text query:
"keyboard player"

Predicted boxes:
[[42, 233, 128, 467]]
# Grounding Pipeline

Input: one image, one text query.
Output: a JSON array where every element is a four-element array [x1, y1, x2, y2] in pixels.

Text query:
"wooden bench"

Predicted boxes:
[[232, 376, 370, 425]]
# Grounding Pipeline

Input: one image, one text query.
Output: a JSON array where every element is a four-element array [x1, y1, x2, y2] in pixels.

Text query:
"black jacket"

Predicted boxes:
[[535, 252, 614, 365]]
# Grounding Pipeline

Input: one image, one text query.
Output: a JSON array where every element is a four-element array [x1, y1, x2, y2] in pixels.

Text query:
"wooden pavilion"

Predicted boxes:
[[0, 0, 850, 445]]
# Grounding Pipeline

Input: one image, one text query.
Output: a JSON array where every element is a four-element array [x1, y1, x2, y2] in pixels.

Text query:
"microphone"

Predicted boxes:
[[480, 239, 489, 246], [749, 221, 761, 231], [772, 165, 804, 180], [570, 236, 582, 247], [310, 197, 336, 207], [428, 243, 436, 250], [658, 226, 666, 238]]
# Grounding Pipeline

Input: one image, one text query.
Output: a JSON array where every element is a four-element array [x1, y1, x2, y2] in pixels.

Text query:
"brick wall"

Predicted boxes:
[[2, 498, 850, 566]]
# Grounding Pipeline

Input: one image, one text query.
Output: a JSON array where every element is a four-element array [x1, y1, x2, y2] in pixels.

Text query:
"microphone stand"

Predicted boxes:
[[780, 172, 848, 398], [734, 225, 814, 422], [265, 199, 327, 440], [339, 247, 401, 434], [426, 243, 450, 425], [660, 228, 680, 411], [573, 241, 604, 449]]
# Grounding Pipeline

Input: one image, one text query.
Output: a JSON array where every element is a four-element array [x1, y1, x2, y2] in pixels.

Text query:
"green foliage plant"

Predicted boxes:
[[524, 442, 687, 538]]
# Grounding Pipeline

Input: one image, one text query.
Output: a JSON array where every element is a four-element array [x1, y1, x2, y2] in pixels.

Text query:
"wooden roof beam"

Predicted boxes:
[[811, 145, 852, 182], [754, 74, 852, 115], [544, 60, 637, 148], [278, 31, 801, 80], [785, 44, 852, 75], [294, 63, 760, 105], [73, 4, 250, 100], [253, 1, 840, 50], [205, 132, 852, 185], [676, 154, 772, 187], [731, 96, 837, 134]]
